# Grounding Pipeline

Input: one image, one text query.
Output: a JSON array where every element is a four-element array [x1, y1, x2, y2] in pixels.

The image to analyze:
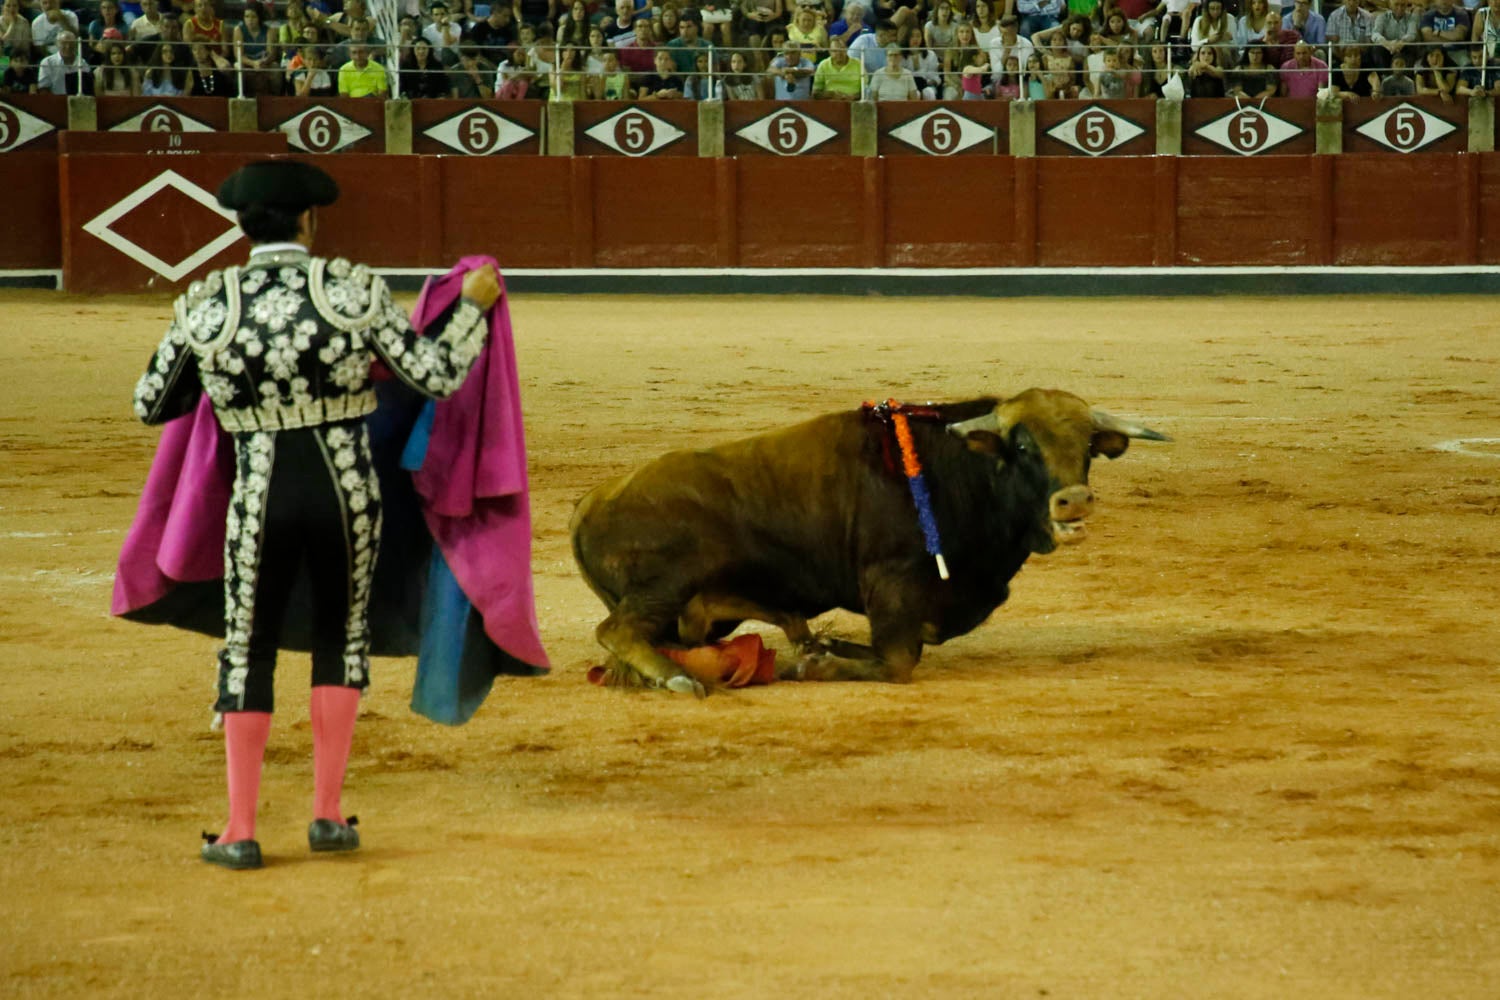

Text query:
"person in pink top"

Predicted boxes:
[[1279, 40, 1328, 97]]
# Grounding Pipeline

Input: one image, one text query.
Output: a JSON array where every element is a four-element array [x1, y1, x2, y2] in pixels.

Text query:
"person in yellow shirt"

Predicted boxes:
[[337, 42, 388, 97], [812, 35, 864, 99]]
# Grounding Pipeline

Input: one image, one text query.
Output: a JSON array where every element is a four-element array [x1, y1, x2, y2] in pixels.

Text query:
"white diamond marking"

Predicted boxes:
[[734, 108, 838, 155], [278, 106, 372, 154], [582, 108, 686, 156], [888, 108, 994, 155], [1046, 105, 1146, 156], [1353, 102, 1457, 153], [80, 169, 243, 282], [0, 100, 56, 151], [422, 107, 535, 155], [1194, 106, 1304, 156], [109, 103, 215, 133]]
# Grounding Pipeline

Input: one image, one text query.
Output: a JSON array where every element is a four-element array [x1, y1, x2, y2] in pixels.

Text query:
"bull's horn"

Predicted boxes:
[[947, 412, 1002, 438], [1092, 409, 1172, 442]]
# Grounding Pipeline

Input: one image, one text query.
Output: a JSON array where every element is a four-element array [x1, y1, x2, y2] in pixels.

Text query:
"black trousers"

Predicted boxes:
[[214, 421, 382, 713]]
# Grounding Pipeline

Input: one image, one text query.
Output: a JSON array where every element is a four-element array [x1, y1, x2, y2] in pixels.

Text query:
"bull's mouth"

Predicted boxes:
[[1051, 519, 1087, 544]]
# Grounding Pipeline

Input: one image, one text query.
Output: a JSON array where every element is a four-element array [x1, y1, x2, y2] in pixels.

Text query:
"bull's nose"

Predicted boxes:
[[1049, 485, 1094, 522]]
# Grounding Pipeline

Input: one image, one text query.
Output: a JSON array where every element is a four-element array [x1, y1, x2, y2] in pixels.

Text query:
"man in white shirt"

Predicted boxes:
[[38, 30, 92, 93], [988, 15, 1034, 91], [31, 0, 79, 55]]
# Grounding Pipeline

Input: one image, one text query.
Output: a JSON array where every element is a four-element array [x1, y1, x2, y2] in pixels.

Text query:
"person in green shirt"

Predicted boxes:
[[337, 42, 388, 97], [812, 35, 864, 99]]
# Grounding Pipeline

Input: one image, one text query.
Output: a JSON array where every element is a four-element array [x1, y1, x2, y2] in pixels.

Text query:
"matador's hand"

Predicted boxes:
[[460, 264, 501, 310]]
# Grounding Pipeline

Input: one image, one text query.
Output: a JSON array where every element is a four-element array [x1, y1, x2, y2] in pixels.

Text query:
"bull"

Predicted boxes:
[[569, 389, 1170, 696]]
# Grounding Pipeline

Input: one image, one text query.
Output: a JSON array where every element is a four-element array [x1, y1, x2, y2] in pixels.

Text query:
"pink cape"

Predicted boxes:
[[111, 259, 549, 675]]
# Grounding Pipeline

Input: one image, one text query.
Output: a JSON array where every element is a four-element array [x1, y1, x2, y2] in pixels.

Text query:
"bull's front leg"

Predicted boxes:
[[787, 568, 925, 683], [596, 603, 707, 697]]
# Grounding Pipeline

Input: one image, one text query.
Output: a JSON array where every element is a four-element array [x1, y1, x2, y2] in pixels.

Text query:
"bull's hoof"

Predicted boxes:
[[663, 675, 707, 698]]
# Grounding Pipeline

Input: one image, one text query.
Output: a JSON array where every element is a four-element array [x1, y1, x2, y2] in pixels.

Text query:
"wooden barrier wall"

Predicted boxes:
[[36, 150, 1500, 291]]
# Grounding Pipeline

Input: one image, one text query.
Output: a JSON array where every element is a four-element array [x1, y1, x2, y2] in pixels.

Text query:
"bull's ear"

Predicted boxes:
[[1091, 430, 1130, 459], [965, 430, 1011, 459]]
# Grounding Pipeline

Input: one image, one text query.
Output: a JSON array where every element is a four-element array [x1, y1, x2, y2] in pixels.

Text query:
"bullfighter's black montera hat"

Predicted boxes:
[[217, 160, 340, 214]]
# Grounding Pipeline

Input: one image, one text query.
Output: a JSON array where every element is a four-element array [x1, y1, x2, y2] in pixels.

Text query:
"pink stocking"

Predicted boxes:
[[217, 711, 271, 844], [310, 686, 360, 823]]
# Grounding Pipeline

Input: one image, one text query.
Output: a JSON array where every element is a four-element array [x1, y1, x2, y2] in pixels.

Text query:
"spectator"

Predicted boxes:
[[1040, 26, 1079, 97], [187, 38, 232, 94], [1158, 0, 1196, 63], [1328, 42, 1375, 99], [1185, 39, 1225, 93], [2, 45, 38, 92], [606, 0, 645, 42], [127, 0, 166, 62], [1092, 44, 1128, 96], [700, 0, 734, 48], [291, 40, 335, 93], [235, 4, 279, 96], [828, 1, 873, 44], [514, 0, 559, 30], [908, 39, 942, 96], [401, 36, 449, 95], [1188, 0, 1235, 66], [1022, 48, 1047, 97], [278, 0, 311, 49], [713, 49, 759, 98], [551, 41, 589, 97], [494, 45, 534, 97], [944, 19, 983, 95], [1476, 0, 1500, 97], [850, 18, 897, 70], [448, 38, 494, 95], [1234, 0, 1276, 51], [593, 45, 631, 96], [423, 1, 463, 61], [86, 0, 127, 63], [993, 52, 1021, 98], [812, 34, 863, 97], [337, 42, 389, 97], [1325, 0, 1373, 58], [469, 3, 518, 62], [1096, 9, 1134, 49], [924, 0, 958, 52], [529, 31, 556, 98], [683, 48, 713, 97], [617, 17, 655, 73], [768, 37, 813, 96], [1139, 39, 1174, 94], [2, 0, 35, 59], [182, 0, 227, 58], [330, 21, 382, 75], [1229, 39, 1276, 96], [582, 24, 608, 71], [958, 43, 988, 96], [557, 0, 590, 46], [1115, 0, 1164, 41], [875, 0, 920, 46], [741, 0, 787, 58], [32, 0, 80, 57], [666, 10, 710, 73], [324, 0, 371, 40], [652, 3, 681, 46], [1014, 0, 1064, 39], [1282, 0, 1326, 47], [988, 15, 1034, 88], [787, 2, 828, 64], [1033, 15, 1090, 64], [1377, 50, 1415, 95], [1370, 0, 1418, 70], [972, 0, 1001, 47], [39, 31, 93, 92], [1414, 44, 1460, 100], [867, 39, 917, 96], [141, 39, 187, 94], [96, 37, 140, 92], [1420, 0, 1471, 66], [637, 45, 684, 96], [1278, 39, 1326, 96]]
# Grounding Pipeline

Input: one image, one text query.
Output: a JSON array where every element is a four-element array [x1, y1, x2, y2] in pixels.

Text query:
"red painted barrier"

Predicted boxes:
[[1342, 96, 1467, 155], [0, 94, 67, 153], [409, 99, 544, 155], [1180, 98, 1316, 157], [94, 96, 230, 133], [1035, 99, 1156, 157], [876, 101, 1007, 156], [255, 97, 386, 153], [573, 100, 698, 156], [724, 101, 851, 156]]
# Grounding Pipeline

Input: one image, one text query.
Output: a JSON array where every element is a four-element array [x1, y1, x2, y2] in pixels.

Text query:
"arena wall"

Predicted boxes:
[[2, 92, 1497, 292]]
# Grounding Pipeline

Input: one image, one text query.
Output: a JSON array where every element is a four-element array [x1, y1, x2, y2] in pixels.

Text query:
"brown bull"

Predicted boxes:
[[569, 389, 1170, 696]]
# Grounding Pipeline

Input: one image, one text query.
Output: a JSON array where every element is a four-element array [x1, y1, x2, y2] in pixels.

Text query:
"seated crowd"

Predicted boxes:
[[0, 0, 1494, 102]]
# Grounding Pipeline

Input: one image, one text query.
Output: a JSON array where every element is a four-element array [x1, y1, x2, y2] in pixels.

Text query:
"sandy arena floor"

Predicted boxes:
[[1, 290, 1498, 998]]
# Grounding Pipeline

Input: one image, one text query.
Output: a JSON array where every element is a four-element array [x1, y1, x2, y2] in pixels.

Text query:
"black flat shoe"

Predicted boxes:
[[200, 832, 263, 870], [308, 815, 360, 853]]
